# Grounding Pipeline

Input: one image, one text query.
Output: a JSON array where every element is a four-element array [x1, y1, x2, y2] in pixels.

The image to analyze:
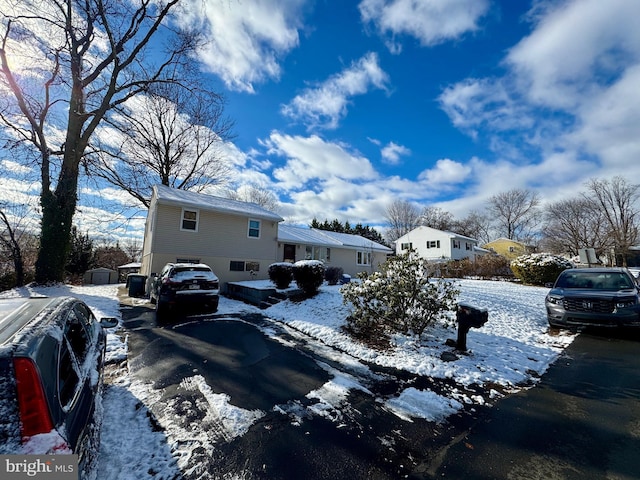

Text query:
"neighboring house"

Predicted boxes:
[[483, 238, 535, 260], [277, 225, 393, 278], [140, 184, 284, 289], [395, 226, 485, 261]]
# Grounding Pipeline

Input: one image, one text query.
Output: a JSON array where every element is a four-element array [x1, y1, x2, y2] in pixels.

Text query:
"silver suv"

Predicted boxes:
[[546, 267, 640, 329], [150, 263, 220, 319]]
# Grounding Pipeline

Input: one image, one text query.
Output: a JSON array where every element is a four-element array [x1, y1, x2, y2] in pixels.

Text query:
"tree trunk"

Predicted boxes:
[[35, 159, 80, 284]]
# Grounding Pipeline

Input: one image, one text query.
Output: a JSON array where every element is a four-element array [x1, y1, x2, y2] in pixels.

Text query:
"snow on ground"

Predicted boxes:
[[0, 279, 576, 479]]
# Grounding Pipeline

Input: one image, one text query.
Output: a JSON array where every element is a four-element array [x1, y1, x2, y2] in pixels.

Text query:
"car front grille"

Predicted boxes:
[[563, 297, 614, 314]]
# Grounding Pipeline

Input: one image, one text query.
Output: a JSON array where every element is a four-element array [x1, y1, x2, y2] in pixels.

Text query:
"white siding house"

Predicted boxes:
[[140, 185, 284, 288], [140, 185, 392, 291], [395, 226, 484, 261]]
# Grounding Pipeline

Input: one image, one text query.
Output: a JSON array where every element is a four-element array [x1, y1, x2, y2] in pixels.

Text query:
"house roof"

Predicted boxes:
[[397, 226, 478, 243], [152, 184, 284, 222], [278, 225, 392, 252]]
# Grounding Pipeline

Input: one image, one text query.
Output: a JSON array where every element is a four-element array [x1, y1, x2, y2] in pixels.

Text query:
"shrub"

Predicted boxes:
[[510, 253, 573, 286], [268, 262, 293, 289], [444, 255, 514, 280], [341, 253, 459, 346], [325, 266, 344, 285], [292, 260, 325, 295]]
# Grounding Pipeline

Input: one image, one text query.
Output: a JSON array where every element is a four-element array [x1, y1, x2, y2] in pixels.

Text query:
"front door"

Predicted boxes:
[[283, 244, 296, 262]]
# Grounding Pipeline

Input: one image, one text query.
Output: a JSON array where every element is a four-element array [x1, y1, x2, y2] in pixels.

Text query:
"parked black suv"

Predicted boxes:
[[546, 267, 640, 329], [0, 296, 117, 476], [149, 263, 220, 319]]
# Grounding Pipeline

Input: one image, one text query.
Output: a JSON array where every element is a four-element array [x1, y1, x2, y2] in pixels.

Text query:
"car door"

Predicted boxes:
[[57, 302, 98, 450]]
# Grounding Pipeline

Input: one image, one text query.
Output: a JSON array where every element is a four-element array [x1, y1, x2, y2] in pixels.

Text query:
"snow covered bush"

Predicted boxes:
[[510, 253, 574, 286], [268, 262, 293, 289], [292, 260, 325, 295], [341, 253, 459, 346], [324, 266, 344, 285]]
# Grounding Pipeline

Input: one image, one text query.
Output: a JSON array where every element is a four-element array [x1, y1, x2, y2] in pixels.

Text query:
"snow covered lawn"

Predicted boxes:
[[1, 279, 576, 479]]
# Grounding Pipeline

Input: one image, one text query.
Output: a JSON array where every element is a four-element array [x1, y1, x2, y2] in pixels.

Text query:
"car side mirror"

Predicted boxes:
[[544, 282, 554, 288], [100, 317, 118, 329]]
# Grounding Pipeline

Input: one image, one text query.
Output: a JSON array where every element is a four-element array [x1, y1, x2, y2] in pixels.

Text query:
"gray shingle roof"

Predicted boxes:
[[153, 184, 284, 222], [278, 225, 392, 252]]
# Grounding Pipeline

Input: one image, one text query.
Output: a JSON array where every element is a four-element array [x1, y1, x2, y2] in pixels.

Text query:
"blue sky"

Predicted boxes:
[[2, 0, 640, 243]]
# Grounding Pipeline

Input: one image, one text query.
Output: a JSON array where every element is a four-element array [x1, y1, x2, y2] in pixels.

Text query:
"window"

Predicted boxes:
[[181, 209, 199, 231], [356, 251, 371, 266], [466, 243, 472, 251], [426, 240, 440, 249], [453, 240, 461, 249], [401, 242, 412, 250], [248, 219, 261, 238], [245, 262, 260, 272], [230, 260, 260, 272], [305, 246, 331, 262], [230, 261, 245, 271]]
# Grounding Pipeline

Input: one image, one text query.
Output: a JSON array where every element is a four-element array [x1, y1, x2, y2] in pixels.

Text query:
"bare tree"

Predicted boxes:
[[584, 176, 639, 266], [0, 0, 196, 283], [0, 202, 37, 287], [542, 197, 612, 259], [418, 206, 454, 231], [225, 184, 280, 212], [487, 189, 542, 241], [90, 81, 234, 208], [452, 210, 492, 245], [384, 199, 421, 242]]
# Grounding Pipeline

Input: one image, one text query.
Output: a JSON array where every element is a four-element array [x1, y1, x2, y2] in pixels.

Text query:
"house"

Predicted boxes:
[[395, 226, 485, 261], [140, 184, 284, 289], [277, 225, 392, 278], [483, 238, 535, 260], [139, 184, 392, 292]]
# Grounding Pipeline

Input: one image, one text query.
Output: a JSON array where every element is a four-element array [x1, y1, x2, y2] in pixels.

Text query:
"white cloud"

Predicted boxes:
[[359, 0, 490, 52], [438, 0, 640, 189], [265, 132, 379, 188], [380, 142, 411, 164], [418, 158, 471, 184], [176, 0, 305, 93], [281, 52, 390, 130], [506, 0, 640, 109]]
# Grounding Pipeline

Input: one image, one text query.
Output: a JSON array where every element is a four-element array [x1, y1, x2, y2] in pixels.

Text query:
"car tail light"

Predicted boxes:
[[13, 357, 54, 439]]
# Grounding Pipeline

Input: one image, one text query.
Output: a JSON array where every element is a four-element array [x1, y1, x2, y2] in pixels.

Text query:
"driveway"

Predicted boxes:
[[429, 329, 640, 479], [116, 301, 640, 479], [117, 303, 477, 479]]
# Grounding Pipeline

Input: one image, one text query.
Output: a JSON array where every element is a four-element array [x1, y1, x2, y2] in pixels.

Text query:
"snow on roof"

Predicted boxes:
[[153, 184, 284, 222], [278, 225, 392, 252]]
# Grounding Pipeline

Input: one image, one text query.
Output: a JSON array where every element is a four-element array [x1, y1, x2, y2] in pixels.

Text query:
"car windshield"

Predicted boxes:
[[556, 271, 635, 290], [171, 267, 217, 281]]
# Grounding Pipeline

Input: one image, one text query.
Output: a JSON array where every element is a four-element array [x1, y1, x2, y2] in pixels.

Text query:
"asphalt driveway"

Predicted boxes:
[[429, 329, 640, 480], [117, 300, 640, 479]]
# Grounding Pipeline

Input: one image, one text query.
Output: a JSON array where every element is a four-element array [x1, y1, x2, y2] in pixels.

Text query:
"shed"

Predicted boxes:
[[83, 267, 118, 285]]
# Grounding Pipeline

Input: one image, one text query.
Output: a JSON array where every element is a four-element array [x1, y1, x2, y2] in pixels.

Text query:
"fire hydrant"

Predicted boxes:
[[447, 303, 488, 351]]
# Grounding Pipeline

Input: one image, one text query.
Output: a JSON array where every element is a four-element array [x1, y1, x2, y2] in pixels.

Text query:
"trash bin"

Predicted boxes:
[[127, 273, 147, 298]]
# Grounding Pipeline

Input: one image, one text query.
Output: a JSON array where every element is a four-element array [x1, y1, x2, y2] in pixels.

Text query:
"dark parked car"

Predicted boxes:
[[546, 268, 640, 329], [0, 296, 117, 476], [149, 263, 220, 318]]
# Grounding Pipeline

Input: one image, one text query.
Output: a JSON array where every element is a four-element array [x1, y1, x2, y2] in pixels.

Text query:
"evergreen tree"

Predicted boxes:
[[66, 227, 96, 275]]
